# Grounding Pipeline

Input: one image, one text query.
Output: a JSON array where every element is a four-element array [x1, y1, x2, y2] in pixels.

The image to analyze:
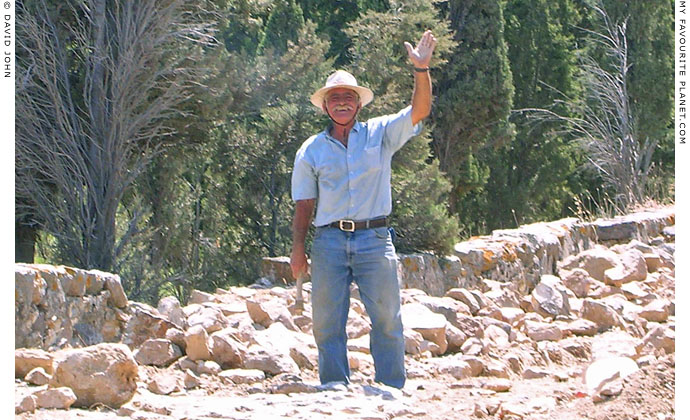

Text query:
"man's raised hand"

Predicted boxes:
[[404, 30, 437, 68]]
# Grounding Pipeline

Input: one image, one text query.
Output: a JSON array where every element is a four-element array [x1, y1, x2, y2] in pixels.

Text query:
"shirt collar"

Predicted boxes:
[[323, 120, 362, 140]]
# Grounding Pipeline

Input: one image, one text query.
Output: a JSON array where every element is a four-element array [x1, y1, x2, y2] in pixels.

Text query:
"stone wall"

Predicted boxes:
[[16, 208, 674, 350], [15, 264, 129, 350], [397, 208, 674, 296]]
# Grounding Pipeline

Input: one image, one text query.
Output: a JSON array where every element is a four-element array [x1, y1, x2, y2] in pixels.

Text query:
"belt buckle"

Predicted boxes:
[[339, 220, 355, 232]]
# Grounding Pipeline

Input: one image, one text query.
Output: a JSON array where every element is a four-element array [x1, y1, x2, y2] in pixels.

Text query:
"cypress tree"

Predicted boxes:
[[481, 0, 582, 230], [257, 0, 305, 55], [432, 0, 515, 216]]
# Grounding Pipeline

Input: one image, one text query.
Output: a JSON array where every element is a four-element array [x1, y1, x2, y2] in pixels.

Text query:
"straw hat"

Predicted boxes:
[[310, 70, 374, 110]]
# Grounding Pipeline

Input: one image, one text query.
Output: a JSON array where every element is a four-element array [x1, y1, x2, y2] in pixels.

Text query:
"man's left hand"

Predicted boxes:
[[404, 30, 437, 68]]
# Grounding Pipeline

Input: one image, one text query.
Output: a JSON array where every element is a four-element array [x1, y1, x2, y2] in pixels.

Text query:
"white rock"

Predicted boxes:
[[637, 299, 670, 322], [401, 303, 448, 354], [531, 275, 570, 319], [604, 249, 647, 286], [186, 306, 228, 334], [157, 296, 187, 328], [585, 357, 639, 395], [497, 307, 526, 325], [445, 288, 481, 314], [524, 320, 562, 341], [243, 344, 300, 375], [591, 330, 638, 361], [559, 246, 619, 282], [484, 324, 510, 348]]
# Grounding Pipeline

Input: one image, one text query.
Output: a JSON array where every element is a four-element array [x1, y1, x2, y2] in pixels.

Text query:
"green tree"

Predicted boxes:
[[432, 0, 515, 217], [481, 0, 582, 230], [257, 0, 305, 55], [297, 0, 389, 65]]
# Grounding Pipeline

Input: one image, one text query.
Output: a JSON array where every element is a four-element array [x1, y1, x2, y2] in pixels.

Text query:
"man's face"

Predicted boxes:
[[323, 88, 360, 124]]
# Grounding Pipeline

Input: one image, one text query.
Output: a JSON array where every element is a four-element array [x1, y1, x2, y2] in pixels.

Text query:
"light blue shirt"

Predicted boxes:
[[291, 105, 422, 227]]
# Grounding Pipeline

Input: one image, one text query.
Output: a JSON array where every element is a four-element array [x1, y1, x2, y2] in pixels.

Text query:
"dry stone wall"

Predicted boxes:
[[395, 208, 674, 297], [15, 264, 129, 350], [15, 208, 673, 352]]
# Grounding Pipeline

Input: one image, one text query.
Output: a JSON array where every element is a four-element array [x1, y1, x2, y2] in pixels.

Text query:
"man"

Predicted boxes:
[[290, 30, 437, 389]]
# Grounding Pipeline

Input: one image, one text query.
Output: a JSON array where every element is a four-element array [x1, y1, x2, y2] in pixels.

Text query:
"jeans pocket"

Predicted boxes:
[[373, 226, 389, 240]]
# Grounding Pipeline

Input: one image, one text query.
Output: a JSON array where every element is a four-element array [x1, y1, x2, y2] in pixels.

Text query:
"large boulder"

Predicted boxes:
[[49, 343, 138, 408]]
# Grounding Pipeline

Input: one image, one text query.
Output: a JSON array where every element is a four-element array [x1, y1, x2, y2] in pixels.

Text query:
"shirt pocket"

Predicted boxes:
[[362, 145, 383, 175]]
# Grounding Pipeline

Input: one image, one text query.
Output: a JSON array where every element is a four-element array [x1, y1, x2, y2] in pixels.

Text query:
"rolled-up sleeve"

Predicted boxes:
[[382, 105, 423, 153], [291, 146, 317, 201]]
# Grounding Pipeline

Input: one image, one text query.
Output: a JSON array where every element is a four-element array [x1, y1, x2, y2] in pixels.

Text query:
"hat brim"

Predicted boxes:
[[310, 85, 374, 110]]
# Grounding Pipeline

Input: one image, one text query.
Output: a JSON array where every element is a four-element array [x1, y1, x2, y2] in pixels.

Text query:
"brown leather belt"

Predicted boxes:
[[327, 217, 387, 232]]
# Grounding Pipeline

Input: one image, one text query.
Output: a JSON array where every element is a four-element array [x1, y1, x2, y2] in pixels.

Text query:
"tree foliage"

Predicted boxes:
[[480, 0, 582, 230], [525, 3, 656, 210], [432, 0, 515, 214]]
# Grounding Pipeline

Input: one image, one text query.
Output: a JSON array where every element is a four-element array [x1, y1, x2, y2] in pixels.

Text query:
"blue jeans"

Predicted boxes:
[[310, 225, 405, 389]]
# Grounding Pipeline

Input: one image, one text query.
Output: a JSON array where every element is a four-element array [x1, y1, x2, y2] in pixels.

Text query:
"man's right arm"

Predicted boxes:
[[290, 198, 316, 279]]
